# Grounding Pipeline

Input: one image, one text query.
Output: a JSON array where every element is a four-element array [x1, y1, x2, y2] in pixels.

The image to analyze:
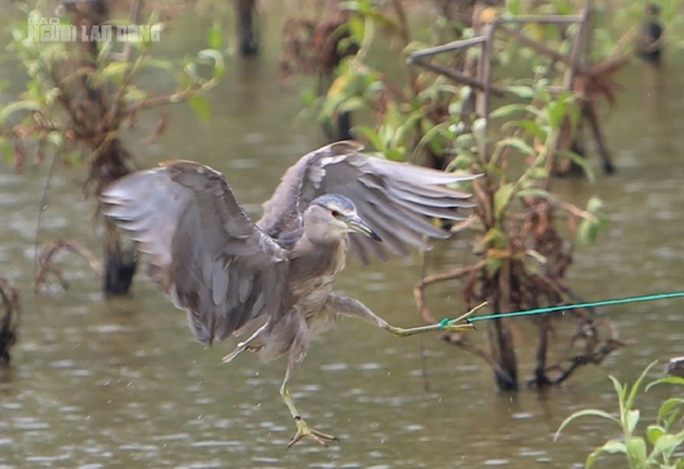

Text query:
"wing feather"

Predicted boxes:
[[258, 141, 478, 262], [101, 162, 288, 344]]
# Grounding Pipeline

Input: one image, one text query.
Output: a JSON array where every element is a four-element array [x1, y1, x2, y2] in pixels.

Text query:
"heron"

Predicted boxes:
[[100, 141, 479, 447]]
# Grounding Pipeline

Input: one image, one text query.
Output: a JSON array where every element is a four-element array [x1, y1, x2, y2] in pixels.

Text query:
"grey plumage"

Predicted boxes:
[[100, 141, 477, 447]]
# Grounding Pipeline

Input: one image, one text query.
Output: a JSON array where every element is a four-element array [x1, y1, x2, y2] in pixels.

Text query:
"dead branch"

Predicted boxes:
[[413, 260, 486, 324], [449, 214, 477, 234], [123, 81, 219, 118], [410, 57, 506, 96], [530, 339, 630, 387], [33, 240, 103, 294], [440, 330, 515, 384], [528, 317, 631, 387]]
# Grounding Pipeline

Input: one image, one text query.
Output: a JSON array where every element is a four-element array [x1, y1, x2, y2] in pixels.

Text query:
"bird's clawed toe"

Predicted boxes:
[[287, 417, 339, 449]]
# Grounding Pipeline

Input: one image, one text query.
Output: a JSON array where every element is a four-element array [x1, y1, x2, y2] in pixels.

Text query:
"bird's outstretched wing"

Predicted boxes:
[[257, 141, 478, 263], [101, 162, 289, 344]]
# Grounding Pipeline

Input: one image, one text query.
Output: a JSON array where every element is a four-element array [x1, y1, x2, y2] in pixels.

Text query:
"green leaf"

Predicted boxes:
[[489, 103, 530, 119], [499, 137, 535, 156], [447, 153, 475, 172], [554, 409, 620, 441], [653, 432, 684, 460], [471, 118, 486, 139], [585, 440, 626, 469], [353, 125, 384, 152], [578, 218, 600, 246], [348, 16, 365, 43], [527, 166, 548, 180], [625, 437, 647, 467], [485, 257, 502, 276], [337, 96, 366, 114], [504, 85, 535, 99], [647, 377, 684, 392], [100, 62, 131, 82], [665, 408, 681, 431], [188, 95, 211, 121], [609, 376, 626, 412], [0, 138, 12, 162], [626, 361, 659, 414], [385, 148, 404, 162], [197, 48, 225, 80], [601, 439, 628, 454], [493, 183, 515, 220], [503, 119, 546, 140], [47, 132, 63, 148], [547, 98, 566, 130], [124, 85, 147, 103], [43, 87, 61, 107], [558, 149, 596, 182], [207, 21, 223, 49], [479, 227, 508, 250], [415, 121, 449, 158], [455, 133, 475, 151], [517, 188, 550, 199], [62, 151, 83, 167], [394, 112, 422, 147], [459, 85, 473, 102], [576, 196, 606, 245], [625, 409, 640, 435], [655, 398, 684, 422], [0, 99, 41, 123], [507, 0, 522, 15], [646, 424, 666, 445], [96, 40, 114, 63]]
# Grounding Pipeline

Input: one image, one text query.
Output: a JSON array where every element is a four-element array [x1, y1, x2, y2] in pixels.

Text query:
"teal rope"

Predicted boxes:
[[452, 291, 684, 325]]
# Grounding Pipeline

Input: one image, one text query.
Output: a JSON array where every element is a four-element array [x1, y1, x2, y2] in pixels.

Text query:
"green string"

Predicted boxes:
[[452, 291, 684, 325]]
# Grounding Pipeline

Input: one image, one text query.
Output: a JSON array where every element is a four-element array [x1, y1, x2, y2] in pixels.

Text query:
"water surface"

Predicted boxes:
[[1, 5, 683, 469]]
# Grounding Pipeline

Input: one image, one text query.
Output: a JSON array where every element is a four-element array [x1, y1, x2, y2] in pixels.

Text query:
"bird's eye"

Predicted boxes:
[[330, 210, 340, 218]]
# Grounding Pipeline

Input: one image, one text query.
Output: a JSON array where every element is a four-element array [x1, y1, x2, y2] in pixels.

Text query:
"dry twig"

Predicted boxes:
[[33, 240, 103, 293]]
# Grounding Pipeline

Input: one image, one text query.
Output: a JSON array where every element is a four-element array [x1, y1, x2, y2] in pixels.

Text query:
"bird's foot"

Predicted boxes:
[[222, 343, 247, 363], [438, 301, 488, 333], [288, 417, 339, 449], [440, 321, 476, 334], [222, 342, 262, 363]]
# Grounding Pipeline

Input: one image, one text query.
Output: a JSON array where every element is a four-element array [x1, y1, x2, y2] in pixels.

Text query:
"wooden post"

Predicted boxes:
[[562, 5, 589, 90], [476, 23, 495, 162], [236, 0, 259, 56], [491, 258, 519, 390]]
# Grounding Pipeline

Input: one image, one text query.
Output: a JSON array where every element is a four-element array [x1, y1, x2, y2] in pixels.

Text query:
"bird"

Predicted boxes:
[[100, 140, 479, 448]]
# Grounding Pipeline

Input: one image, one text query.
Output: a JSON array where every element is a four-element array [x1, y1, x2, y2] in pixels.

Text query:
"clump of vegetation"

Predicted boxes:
[[1, 1, 223, 295], [555, 361, 684, 469], [280, 0, 629, 389]]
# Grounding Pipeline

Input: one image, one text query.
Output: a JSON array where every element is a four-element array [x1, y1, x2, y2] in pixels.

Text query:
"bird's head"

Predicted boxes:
[[306, 194, 382, 243]]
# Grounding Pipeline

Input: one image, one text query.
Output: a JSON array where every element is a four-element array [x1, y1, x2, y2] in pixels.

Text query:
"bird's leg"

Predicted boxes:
[[281, 339, 339, 449], [386, 303, 486, 336], [328, 293, 485, 337], [221, 319, 270, 363]]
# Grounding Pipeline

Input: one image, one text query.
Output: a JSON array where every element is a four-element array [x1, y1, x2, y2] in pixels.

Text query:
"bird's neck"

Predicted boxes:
[[291, 233, 349, 278]]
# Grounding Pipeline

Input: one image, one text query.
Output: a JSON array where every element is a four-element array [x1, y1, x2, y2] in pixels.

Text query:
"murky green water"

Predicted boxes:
[[1, 5, 684, 469]]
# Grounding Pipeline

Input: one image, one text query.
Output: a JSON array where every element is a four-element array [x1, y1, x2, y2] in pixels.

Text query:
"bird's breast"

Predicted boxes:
[[286, 237, 349, 315]]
